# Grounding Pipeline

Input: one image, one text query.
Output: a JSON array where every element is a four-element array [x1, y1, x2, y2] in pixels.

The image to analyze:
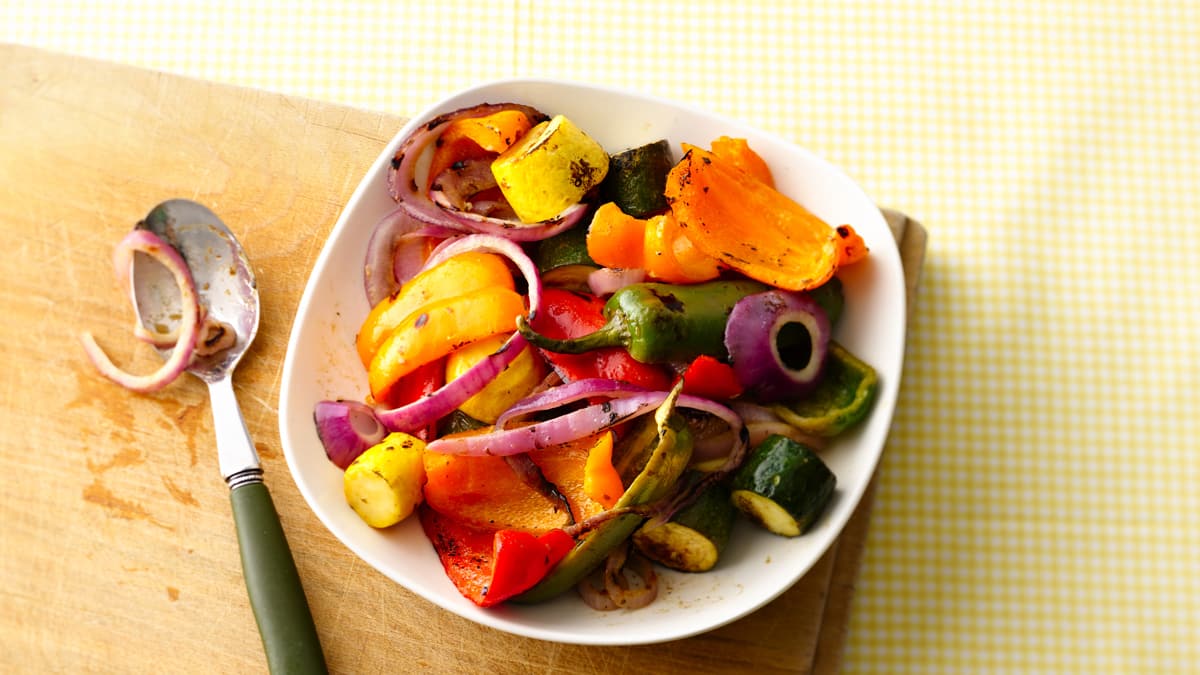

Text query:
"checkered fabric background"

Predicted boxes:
[[6, 1, 1197, 671]]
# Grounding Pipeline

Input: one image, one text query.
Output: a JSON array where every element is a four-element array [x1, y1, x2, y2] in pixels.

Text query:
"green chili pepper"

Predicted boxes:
[[517, 279, 768, 364]]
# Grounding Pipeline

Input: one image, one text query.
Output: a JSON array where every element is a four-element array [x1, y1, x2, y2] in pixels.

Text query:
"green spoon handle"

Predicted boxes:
[[230, 478, 328, 674]]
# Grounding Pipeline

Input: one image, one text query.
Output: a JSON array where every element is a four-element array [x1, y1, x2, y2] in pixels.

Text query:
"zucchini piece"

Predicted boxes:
[[771, 341, 878, 437], [633, 478, 734, 572], [533, 225, 599, 292], [514, 396, 694, 604], [534, 224, 596, 273], [731, 435, 835, 537], [599, 140, 674, 218], [343, 432, 427, 528]]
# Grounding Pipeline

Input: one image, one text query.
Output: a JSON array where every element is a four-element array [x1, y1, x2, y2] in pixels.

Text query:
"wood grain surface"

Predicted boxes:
[[0, 44, 922, 674]]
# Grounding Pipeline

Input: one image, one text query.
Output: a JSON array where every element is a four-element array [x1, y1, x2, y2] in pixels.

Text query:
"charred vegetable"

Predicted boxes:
[[633, 477, 735, 572], [599, 139, 674, 218], [730, 435, 835, 537]]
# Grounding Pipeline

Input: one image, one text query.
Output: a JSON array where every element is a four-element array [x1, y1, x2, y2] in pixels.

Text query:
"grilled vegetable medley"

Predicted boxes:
[[313, 102, 878, 610]]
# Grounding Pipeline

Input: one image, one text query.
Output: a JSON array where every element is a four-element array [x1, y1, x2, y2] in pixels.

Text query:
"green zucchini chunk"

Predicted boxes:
[[730, 435, 836, 537], [633, 479, 734, 572], [533, 224, 596, 273], [771, 341, 877, 437], [599, 139, 674, 218]]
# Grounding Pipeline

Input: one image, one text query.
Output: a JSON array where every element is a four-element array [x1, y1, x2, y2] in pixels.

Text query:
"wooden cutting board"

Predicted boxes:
[[0, 44, 924, 674]]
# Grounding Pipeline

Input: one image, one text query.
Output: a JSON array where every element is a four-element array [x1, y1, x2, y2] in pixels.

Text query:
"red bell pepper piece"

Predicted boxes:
[[484, 528, 575, 606], [418, 506, 575, 608], [375, 357, 445, 440], [678, 354, 744, 400], [531, 288, 672, 390]]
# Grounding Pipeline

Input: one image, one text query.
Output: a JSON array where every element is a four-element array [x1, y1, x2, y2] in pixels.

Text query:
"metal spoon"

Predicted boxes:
[[132, 200, 326, 674]]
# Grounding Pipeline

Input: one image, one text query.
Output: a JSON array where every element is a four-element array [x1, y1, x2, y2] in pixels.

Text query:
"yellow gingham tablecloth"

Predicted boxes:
[[5, 1, 1197, 671]]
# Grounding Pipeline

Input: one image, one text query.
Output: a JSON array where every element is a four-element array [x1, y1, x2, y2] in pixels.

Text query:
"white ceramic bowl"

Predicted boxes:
[[279, 79, 906, 645]]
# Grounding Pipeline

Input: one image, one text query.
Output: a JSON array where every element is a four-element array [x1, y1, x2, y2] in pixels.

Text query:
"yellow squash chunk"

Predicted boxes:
[[491, 115, 610, 223], [444, 334, 544, 423], [343, 433, 428, 528]]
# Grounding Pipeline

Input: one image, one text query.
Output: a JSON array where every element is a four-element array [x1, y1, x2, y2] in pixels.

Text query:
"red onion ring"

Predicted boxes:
[[577, 541, 658, 611], [387, 102, 547, 202], [425, 395, 664, 457], [314, 399, 388, 469], [420, 234, 544, 321], [725, 290, 832, 402], [363, 204, 442, 307], [370, 234, 546, 433], [427, 384, 745, 462], [79, 229, 201, 393], [428, 157, 500, 211], [493, 377, 650, 429]]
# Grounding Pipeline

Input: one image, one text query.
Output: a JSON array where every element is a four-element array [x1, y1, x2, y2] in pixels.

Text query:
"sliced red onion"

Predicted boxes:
[[428, 384, 745, 463], [79, 229, 201, 393], [587, 267, 646, 297], [425, 197, 587, 242], [428, 157, 500, 211], [493, 377, 649, 429], [420, 234, 543, 321], [725, 290, 832, 403], [387, 102, 547, 202], [730, 401, 827, 449], [425, 394, 665, 457], [314, 399, 387, 469], [498, 377, 744, 464], [363, 204, 442, 307]]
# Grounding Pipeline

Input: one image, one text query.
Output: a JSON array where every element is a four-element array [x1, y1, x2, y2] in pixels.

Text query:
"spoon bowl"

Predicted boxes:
[[134, 199, 259, 382]]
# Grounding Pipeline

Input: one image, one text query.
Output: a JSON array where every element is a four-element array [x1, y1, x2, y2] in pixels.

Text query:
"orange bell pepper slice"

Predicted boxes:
[[582, 431, 624, 509], [426, 110, 535, 189], [666, 145, 859, 291], [709, 136, 775, 187], [644, 210, 721, 283], [587, 202, 721, 284], [356, 251, 515, 368], [585, 202, 646, 270], [367, 285, 525, 401]]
